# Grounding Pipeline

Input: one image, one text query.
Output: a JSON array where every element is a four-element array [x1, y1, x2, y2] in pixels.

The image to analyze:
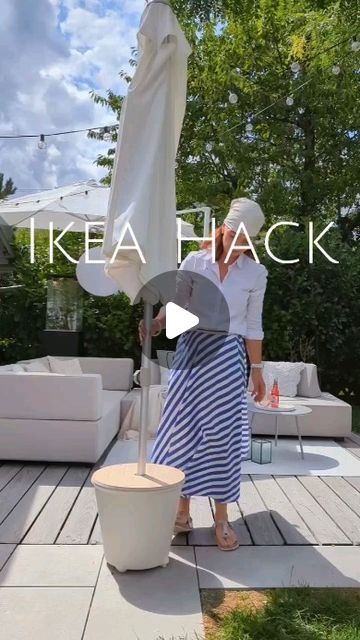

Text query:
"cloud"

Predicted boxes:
[[0, 0, 144, 195]]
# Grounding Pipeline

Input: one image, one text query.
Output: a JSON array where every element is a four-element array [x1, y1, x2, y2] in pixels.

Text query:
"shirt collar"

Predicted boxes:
[[203, 250, 246, 270]]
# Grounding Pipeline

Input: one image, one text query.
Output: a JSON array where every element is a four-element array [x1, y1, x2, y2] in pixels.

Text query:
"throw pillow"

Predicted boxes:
[[24, 361, 49, 373], [48, 356, 83, 375], [262, 361, 305, 397], [297, 363, 322, 397], [156, 350, 175, 369]]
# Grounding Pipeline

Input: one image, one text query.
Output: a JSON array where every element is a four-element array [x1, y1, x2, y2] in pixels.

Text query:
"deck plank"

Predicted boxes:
[[341, 439, 360, 460], [0, 466, 67, 543], [0, 465, 45, 525], [321, 477, 360, 516], [344, 477, 360, 493], [89, 515, 102, 545], [298, 476, 360, 544], [56, 476, 98, 544], [275, 476, 351, 545], [23, 466, 90, 544], [251, 475, 316, 544], [188, 497, 215, 545], [226, 501, 253, 545], [0, 464, 23, 492], [239, 475, 284, 545]]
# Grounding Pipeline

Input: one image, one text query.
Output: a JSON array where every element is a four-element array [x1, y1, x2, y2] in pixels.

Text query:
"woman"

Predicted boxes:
[[139, 198, 268, 551]]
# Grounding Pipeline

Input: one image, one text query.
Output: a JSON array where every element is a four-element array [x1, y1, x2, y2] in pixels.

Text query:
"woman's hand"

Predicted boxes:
[[250, 368, 266, 403], [138, 318, 162, 345]]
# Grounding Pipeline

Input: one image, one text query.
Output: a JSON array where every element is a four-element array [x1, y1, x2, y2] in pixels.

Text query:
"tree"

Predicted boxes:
[[0, 173, 16, 200], [91, 1, 359, 236], [170, 0, 360, 229]]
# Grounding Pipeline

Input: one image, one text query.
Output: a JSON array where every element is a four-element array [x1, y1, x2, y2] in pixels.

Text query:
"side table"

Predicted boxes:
[[247, 404, 313, 460]]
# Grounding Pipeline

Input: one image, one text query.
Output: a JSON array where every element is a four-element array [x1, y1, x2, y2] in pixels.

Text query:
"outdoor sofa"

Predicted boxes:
[[0, 356, 134, 463], [0, 356, 352, 464]]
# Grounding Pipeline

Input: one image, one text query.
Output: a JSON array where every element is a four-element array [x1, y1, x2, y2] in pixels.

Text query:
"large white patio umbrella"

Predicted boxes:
[[0, 180, 200, 238], [0, 180, 107, 231], [101, 0, 192, 474]]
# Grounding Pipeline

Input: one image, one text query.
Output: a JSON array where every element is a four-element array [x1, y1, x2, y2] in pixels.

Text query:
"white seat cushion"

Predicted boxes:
[[48, 356, 83, 375]]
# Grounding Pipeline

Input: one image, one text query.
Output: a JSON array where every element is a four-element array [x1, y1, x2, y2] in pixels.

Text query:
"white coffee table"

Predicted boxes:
[[247, 404, 312, 459]]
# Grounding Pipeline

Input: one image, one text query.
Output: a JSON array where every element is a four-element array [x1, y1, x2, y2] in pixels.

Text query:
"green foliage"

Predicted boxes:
[[0, 173, 16, 200], [260, 227, 360, 401]]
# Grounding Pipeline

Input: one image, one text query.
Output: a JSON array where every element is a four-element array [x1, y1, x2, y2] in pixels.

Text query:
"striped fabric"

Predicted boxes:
[[151, 330, 250, 503]]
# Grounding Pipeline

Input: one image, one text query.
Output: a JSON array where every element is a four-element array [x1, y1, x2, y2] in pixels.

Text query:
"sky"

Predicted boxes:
[[0, 0, 146, 196]]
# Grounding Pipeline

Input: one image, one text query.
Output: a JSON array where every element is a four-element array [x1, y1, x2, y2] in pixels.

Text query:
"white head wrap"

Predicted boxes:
[[224, 197, 265, 237]]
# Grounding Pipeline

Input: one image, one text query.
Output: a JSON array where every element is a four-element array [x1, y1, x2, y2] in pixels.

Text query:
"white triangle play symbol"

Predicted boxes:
[[165, 302, 199, 339]]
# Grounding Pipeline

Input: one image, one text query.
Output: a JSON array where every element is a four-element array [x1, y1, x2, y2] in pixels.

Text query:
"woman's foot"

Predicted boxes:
[[214, 520, 239, 551], [174, 511, 193, 534]]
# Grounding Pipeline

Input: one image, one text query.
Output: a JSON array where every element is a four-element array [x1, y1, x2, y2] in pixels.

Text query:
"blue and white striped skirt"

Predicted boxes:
[[151, 330, 250, 503]]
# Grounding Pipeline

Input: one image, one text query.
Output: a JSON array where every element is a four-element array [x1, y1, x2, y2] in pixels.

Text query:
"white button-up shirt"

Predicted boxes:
[[174, 249, 268, 340]]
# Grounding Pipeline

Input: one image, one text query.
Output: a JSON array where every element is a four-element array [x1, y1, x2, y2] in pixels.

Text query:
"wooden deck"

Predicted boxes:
[[1, 438, 360, 548]]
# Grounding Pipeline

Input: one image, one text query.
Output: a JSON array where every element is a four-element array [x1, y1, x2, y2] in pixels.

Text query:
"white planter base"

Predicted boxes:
[[91, 463, 185, 572]]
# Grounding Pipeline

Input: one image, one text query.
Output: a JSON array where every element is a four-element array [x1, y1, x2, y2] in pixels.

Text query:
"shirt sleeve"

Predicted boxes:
[[245, 266, 268, 340], [173, 252, 195, 309], [159, 252, 195, 315]]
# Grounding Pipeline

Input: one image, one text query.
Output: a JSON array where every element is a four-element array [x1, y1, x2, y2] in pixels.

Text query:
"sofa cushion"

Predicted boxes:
[[297, 363, 321, 397], [0, 363, 24, 372], [23, 361, 49, 373], [48, 356, 83, 375], [262, 361, 305, 397], [17, 356, 51, 371]]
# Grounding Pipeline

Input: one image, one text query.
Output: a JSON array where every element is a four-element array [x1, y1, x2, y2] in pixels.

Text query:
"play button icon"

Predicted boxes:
[[165, 302, 199, 339]]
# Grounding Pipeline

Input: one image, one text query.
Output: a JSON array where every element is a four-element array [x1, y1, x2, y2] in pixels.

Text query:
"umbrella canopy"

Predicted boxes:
[[0, 181, 199, 239], [0, 180, 107, 232], [102, 0, 192, 304]]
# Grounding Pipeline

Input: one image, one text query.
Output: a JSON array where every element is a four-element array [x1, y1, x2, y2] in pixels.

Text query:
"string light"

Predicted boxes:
[[286, 96, 294, 106], [290, 61, 301, 73], [102, 127, 112, 142], [351, 38, 360, 52], [233, 67, 241, 76], [205, 142, 214, 152], [0, 124, 118, 141], [245, 122, 253, 133], [228, 92, 239, 104], [298, 107, 305, 114], [332, 64, 341, 75], [38, 134, 47, 150]]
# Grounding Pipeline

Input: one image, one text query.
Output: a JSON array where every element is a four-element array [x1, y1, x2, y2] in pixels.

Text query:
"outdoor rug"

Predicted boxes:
[[103, 437, 360, 476]]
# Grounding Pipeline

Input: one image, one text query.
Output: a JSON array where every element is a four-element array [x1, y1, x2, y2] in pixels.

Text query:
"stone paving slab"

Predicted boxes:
[[0, 545, 103, 586], [196, 545, 360, 589], [0, 587, 93, 640], [84, 546, 203, 640]]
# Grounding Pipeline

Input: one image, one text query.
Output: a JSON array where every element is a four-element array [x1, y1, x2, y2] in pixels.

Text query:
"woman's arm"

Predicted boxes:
[[139, 253, 195, 344], [245, 267, 268, 402]]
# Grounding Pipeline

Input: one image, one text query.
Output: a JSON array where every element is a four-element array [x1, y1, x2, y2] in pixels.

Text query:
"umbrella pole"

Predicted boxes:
[[137, 300, 153, 476]]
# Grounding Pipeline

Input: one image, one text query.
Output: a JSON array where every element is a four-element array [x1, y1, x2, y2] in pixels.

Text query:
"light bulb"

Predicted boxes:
[[291, 61, 301, 73], [103, 127, 112, 142], [228, 92, 238, 104], [38, 134, 47, 150], [351, 40, 360, 52], [286, 96, 294, 106], [245, 122, 253, 133], [332, 64, 341, 75], [205, 142, 214, 152], [233, 67, 241, 75]]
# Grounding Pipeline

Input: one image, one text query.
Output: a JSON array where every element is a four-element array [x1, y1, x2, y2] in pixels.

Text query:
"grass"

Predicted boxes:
[[352, 406, 360, 434], [201, 588, 360, 640]]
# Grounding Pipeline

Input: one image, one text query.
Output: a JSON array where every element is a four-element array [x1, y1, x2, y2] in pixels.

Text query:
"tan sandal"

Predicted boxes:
[[174, 513, 193, 534], [214, 520, 239, 551]]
